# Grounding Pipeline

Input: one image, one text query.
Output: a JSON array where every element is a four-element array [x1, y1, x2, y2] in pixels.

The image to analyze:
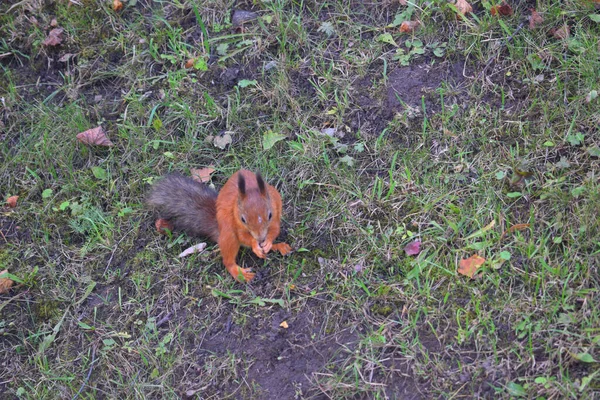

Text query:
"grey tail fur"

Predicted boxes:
[[146, 174, 219, 242]]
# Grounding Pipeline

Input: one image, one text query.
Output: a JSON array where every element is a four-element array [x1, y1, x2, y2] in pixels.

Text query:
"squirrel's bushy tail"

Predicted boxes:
[[146, 174, 220, 242]]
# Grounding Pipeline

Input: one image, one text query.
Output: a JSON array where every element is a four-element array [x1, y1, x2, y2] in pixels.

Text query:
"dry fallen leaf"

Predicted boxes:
[[190, 167, 215, 183], [50, 18, 58, 28], [179, 243, 207, 258], [155, 218, 174, 235], [42, 28, 64, 47], [404, 240, 421, 256], [185, 58, 195, 69], [0, 270, 14, 294], [213, 133, 232, 149], [458, 254, 486, 278], [7, 195, 19, 208], [551, 24, 570, 40], [58, 53, 75, 62], [465, 220, 496, 240], [279, 321, 289, 329], [529, 9, 544, 29], [113, 0, 123, 12], [500, 223, 530, 239], [490, 2, 513, 16], [76, 126, 114, 147], [400, 20, 421, 33], [443, 128, 457, 138], [454, 0, 473, 18]]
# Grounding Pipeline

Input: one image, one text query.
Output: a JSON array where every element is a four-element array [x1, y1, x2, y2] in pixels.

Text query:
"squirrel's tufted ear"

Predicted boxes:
[[256, 172, 266, 195], [238, 173, 246, 197]]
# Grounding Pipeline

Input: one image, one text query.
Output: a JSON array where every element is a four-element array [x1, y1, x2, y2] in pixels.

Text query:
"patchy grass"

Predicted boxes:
[[1, 0, 599, 398]]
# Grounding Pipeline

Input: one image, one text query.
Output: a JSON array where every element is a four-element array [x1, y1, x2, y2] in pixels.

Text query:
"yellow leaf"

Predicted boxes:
[[0, 270, 14, 294], [454, 0, 473, 18], [458, 255, 486, 278]]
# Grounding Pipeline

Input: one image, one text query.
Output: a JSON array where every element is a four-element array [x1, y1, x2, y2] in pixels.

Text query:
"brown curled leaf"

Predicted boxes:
[[190, 167, 215, 183], [490, 2, 513, 16], [529, 9, 543, 29], [76, 126, 114, 147], [454, 0, 473, 19], [7, 195, 19, 208], [458, 255, 486, 278], [404, 240, 421, 256], [551, 24, 570, 40], [400, 20, 421, 33], [500, 223, 530, 239], [0, 270, 14, 294], [113, 0, 123, 12], [42, 28, 64, 46]]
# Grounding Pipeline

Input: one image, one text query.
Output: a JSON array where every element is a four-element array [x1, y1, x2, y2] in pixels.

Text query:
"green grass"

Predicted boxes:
[[1, 0, 599, 398]]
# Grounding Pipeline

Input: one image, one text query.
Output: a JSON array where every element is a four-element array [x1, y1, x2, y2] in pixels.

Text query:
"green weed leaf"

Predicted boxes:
[[77, 321, 93, 330], [263, 130, 286, 150], [216, 43, 229, 56], [567, 132, 584, 146], [152, 117, 162, 131], [238, 79, 257, 88], [92, 167, 107, 180], [193, 58, 208, 71], [587, 146, 600, 157], [389, 5, 415, 27], [433, 47, 445, 57], [527, 53, 545, 71], [506, 381, 526, 397], [377, 33, 398, 47], [317, 21, 335, 36], [575, 353, 597, 363], [339, 155, 355, 167]]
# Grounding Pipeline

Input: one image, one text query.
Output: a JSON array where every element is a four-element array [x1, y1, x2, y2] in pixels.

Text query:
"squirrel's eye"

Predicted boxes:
[[268, 212, 272, 221], [241, 216, 247, 224]]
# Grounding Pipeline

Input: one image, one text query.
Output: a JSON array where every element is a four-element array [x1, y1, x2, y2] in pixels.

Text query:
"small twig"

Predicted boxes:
[[478, 21, 525, 79], [0, 289, 29, 313], [156, 311, 173, 328], [0, 229, 7, 243], [103, 228, 134, 275], [72, 346, 97, 400], [562, 50, 569, 105]]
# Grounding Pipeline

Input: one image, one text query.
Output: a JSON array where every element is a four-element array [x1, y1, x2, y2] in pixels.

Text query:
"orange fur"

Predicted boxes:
[[216, 170, 291, 282]]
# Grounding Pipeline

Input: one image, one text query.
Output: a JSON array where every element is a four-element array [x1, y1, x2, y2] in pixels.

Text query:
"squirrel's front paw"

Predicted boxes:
[[259, 240, 273, 255], [272, 242, 292, 255], [252, 244, 267, 259], [227, 265, 255, 282]]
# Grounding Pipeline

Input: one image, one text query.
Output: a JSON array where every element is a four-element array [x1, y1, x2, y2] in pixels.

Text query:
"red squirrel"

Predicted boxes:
[[147, 170, 292, 282]]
